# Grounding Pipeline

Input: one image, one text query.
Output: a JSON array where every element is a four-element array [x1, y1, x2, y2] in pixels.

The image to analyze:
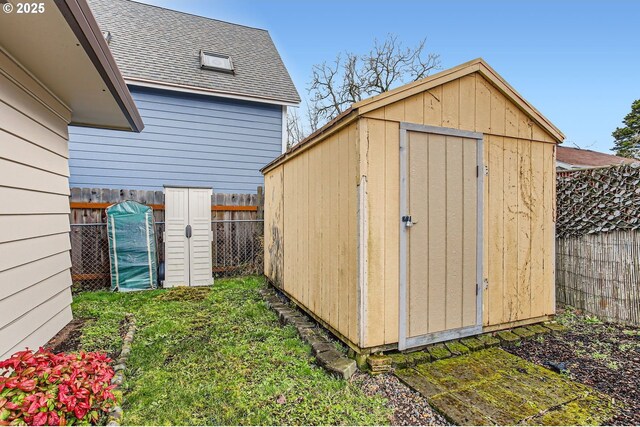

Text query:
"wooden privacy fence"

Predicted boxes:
[[556, 164, 640, 325], [69, 187, 264, 291], [69, 187, 263, 224]]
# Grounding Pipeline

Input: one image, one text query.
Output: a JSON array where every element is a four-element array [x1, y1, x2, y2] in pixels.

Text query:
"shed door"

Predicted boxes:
[[399, 124, 484, 350], [187, 188, 213, 286], [164, 187, 213, 287]]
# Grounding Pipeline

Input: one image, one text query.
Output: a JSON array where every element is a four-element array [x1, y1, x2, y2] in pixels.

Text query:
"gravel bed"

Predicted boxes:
[[506, 308, 640, 425], [351, 371, 449, 426]]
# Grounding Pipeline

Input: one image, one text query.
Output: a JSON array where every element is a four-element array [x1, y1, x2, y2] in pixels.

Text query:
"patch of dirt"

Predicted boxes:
[[507, 308, 640, 425], [155, 286, 211, 301], [45, 318, 89, 353], [352, 372, 449, 426]]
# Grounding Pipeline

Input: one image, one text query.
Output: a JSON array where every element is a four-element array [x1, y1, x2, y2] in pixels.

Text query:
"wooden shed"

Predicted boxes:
[[262, 59, 564, 353]]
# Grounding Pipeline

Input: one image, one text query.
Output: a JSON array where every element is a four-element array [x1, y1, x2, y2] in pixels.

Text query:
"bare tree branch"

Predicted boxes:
[[286, 108, 306, 148], [306, 33, 440, 130]]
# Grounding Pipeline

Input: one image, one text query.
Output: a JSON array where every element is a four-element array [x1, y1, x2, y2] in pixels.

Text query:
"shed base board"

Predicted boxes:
[[264, 278, 554, 354], [483, 315, 553, 333], [402, 325, 483, 351]]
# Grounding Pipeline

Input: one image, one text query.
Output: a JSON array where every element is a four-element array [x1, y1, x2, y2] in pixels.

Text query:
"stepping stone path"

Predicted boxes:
[[445, 340, 470, 356], [428, 343, 452, 360], [496, 330, 521, 343], [512, 326, 537, 338], [476, 334, 500, 348], [459, 337, 484, 351], [372, 323, 558, 375], [396, 347, 618, 425]]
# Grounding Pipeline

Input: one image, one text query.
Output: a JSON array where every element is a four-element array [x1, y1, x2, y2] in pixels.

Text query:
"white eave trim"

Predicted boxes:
[[281, 106, 288, 153], [556, 160, 576, 170], [124, 77, 300, 107]]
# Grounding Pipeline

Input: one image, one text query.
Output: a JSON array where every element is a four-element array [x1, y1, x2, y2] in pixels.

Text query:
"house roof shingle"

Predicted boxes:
[[557, 146, 637, 168], [87, 0, 300, 104]]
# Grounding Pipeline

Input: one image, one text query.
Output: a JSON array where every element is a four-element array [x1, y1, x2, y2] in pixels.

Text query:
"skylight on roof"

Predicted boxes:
[[200, 51, 234, 73]]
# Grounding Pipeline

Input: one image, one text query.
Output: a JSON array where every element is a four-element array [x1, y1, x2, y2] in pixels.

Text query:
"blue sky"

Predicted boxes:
[[142, 0, 638, 154]]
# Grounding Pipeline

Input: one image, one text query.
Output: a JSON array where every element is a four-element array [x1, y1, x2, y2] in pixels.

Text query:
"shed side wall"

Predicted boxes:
[[263, 122, 360, 345], [69, 86, 283, 193], [0, 50, 73, 359], [361, 72, 556, 348], [264, 165, 284, 286]]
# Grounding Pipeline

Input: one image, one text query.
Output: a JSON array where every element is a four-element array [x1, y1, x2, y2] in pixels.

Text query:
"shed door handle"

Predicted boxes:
[[402, 215, 417, 227], [185, 224, 192, 238]]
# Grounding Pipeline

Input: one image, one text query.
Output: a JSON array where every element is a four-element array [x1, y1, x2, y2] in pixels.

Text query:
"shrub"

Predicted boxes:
[[0, 348, 117, 426]]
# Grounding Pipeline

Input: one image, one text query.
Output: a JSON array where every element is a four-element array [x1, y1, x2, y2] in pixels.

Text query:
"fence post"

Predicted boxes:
[[256, 186, 264, 220]]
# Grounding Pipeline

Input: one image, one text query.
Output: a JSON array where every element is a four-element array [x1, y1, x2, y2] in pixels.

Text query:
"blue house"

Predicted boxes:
[[69, 0, 300, 194]]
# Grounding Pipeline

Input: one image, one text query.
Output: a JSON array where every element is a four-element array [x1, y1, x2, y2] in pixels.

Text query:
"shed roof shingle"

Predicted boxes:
[[87, 0, 300, 104]]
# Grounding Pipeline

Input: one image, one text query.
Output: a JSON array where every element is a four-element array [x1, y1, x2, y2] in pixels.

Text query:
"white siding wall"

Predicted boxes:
[[0, 49, 73, 360]]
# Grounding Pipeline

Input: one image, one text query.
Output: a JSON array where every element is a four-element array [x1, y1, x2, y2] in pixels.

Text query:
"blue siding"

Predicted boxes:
[[69, 86, 282, 193]]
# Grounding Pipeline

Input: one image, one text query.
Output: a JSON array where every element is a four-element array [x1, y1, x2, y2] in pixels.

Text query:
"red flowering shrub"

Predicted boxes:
[[0, 348, 117, 426]]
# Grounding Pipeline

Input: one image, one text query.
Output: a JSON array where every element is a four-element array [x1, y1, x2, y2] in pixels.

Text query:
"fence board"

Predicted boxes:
[[556, 164, 640, 325], [69, 187, 264, 291], [557, 231, 640, 325]]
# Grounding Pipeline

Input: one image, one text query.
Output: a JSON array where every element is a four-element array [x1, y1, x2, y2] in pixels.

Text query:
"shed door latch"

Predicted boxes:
[[185, 224, 192, 238], [402, 215, 414, 227]]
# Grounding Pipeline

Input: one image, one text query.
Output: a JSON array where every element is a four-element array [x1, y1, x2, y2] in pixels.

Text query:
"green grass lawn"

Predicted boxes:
[[72, 276, 390, 425]]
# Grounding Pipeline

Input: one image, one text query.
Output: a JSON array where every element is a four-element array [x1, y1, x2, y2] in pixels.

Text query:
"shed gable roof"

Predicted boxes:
[[354, 58, 564, 143], [86, 0, 300, 105], [262, 58, 564, 174]]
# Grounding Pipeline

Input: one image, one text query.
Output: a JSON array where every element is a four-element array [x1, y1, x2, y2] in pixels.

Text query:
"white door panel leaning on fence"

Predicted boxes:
[[164, 186, 213, 287]]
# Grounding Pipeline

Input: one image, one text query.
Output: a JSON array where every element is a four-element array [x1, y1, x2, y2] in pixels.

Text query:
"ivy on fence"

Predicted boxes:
[[556, 163, 640, 237]]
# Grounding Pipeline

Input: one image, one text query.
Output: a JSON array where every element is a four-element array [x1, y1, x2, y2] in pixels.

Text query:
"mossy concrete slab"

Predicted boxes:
[[526, 324, 550, 335], [445, 340, 470, 355], [476, 333, 501, 348], [460, 337, 484, 351], [512, 326, 537, 339], [544, 322, 568, 332], [326, 357, 357, 380], [395, 347, 617, 426], [389, 353, 411, 369], [427, 343, 452, 360], [410, 351, 432, 365], [496, 330, 521, 344]]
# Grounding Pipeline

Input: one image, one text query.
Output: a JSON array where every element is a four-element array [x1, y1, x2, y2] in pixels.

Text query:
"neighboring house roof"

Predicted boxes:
[[87, 0, 300, 105], [0, 0, 143, 131], [556, 146, 637, 169]]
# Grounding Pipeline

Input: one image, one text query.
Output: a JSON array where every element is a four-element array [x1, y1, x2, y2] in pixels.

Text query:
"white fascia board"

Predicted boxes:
[[125, 77, 299, 107]]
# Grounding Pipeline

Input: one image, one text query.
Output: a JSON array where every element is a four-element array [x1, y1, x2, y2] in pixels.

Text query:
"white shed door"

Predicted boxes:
[[164, 187, 213, 287], [187, 188, 213, 286]]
